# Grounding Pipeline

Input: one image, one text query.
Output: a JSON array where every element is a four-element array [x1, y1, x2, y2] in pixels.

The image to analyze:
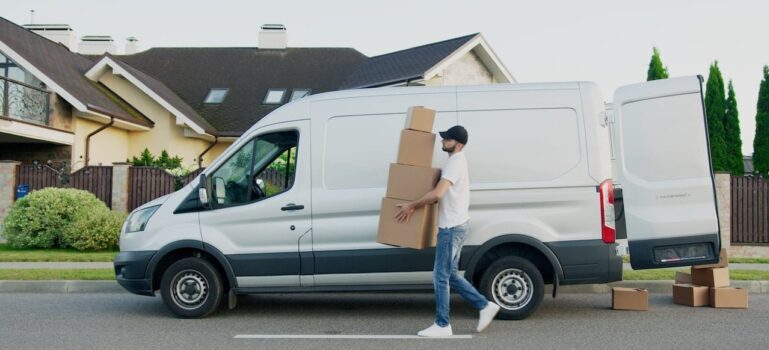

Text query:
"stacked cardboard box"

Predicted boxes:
[[672, 248, 748, 309], [377, 106, 441, 249]]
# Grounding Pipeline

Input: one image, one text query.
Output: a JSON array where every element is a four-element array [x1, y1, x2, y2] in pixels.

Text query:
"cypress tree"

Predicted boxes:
[[647, 47, 669, 81], [754, 66, 769, 176], [723, 80, 744, 175], [705, 61, 728, 171]]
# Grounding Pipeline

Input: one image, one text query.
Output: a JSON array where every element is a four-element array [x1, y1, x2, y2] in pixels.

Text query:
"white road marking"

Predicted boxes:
[[234, 334, 473, 340]]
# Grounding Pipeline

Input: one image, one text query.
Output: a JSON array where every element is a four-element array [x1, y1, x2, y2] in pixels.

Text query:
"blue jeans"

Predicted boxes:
[[433, 221, 488, 327]]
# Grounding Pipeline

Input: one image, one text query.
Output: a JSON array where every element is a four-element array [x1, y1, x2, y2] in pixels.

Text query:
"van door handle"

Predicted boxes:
[[281, 203, 305, 211]]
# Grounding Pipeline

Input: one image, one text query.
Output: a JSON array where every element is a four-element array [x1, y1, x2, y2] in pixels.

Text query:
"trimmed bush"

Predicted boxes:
[[62, 210, 127, 251], [1, 188, 114, 249]]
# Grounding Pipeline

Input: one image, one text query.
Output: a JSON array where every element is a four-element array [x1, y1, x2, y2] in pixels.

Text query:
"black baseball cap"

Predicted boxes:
[[439, 125, 468, 145]]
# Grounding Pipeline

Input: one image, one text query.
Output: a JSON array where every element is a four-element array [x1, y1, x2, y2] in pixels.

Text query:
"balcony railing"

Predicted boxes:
[[0, 75, 50, 126]]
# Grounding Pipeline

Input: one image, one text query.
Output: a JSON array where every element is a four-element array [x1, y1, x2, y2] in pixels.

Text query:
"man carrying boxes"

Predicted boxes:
[[380, 106, 500, 337], [377, 106, 442, 249]]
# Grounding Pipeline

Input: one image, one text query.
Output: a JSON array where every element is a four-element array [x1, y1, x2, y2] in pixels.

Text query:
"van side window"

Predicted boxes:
[[253, 137, 298, 199], [210, 139, 256, 206], [210, 131, 299, 207]]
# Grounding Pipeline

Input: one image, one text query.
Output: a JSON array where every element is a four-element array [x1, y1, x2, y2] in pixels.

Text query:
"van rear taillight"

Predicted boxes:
[[599, 179, 616, 243]]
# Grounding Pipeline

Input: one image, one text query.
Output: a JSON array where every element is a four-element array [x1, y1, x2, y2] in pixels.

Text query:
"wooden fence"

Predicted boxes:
[[127, 167, 204, 211], [15, 165, 203, 211], [15, 165, 112, 208], [731, 175, 769, 244], [69, 166, 113, 207], [15, 164, 60, 191]]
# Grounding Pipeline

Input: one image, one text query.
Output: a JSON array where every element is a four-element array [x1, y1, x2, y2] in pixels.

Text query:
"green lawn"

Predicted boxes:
[[621, 255, 769, 264], [623, 269, 769, 281], [0, 244, 117, 262], [0, 269, 115, 280]]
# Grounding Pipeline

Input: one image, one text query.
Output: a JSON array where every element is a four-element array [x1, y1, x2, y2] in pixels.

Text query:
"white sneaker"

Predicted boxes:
[[417, 323, 453, 337], [476, 301, 501, 333]]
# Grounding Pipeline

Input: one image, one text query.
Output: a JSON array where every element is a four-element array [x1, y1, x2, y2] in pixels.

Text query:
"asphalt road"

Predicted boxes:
[[0, 292, 767, 350]]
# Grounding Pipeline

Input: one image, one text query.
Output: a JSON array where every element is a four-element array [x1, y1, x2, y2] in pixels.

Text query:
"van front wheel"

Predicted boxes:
[[160, 257, 223, 318], [478, 256, 544, 320]]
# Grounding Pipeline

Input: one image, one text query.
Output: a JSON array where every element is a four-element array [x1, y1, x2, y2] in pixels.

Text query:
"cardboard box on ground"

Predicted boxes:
[[377, 106, 441, 250], [612, 287, 648, 311], [671, 248, 748, 309]]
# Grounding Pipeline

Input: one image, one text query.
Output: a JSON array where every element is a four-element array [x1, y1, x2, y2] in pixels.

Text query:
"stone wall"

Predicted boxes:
[[0, 161, 19, 243]]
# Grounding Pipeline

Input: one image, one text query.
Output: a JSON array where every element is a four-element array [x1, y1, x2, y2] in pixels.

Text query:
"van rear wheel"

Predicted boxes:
[[479, 256, 544, 320], [160, 257, 223, 318]]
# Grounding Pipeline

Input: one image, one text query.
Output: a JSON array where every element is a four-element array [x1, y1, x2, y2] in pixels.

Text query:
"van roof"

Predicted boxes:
[[310, 81, 592, 102], [252, 81, 603, 132]]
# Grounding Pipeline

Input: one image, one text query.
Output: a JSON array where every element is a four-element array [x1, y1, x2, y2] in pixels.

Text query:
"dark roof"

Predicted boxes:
[[339, 33, 478, 89], [116, 47, 367, 136], [0, 16, 151, 127], [103, 53, 216, 134]]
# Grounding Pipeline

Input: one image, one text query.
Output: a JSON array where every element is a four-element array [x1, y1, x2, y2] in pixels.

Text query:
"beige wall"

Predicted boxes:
[[72, 117, 129, 170], [99, 72, 213, 170], [424, 50, 494, 86], [201, 141, 233, 167]]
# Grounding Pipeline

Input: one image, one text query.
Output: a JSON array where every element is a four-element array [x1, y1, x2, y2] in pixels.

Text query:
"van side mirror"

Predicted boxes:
[[198, 173, 210, 207], [214, 177, 226, 204]]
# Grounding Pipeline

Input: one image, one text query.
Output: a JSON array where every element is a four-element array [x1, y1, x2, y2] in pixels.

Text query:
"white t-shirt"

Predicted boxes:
[[438, 151, 470, 228]]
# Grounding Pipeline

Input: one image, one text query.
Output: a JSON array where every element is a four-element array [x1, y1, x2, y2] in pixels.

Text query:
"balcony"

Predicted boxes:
[[0, 75, 50, 126]]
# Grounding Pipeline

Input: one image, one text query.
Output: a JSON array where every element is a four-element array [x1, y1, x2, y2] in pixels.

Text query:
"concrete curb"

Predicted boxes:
[[0, 280, 768, 294]]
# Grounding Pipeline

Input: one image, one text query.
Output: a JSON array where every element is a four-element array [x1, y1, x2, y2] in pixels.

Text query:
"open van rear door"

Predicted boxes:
[[613, 75, 721, 270]]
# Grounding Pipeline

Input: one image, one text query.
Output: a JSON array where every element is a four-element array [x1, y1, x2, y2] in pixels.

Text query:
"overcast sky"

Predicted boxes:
[[6, 0, 768, 155]]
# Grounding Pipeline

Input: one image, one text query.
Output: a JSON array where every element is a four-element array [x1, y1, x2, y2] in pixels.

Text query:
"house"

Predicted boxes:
[[0, 17, 514, 172]]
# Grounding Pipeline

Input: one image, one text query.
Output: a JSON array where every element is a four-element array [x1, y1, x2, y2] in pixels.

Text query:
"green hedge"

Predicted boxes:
[[1, 188, 125, 251]]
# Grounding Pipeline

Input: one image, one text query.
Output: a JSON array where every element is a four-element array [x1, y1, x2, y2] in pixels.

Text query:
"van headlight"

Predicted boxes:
[[124, 205, 160, 233]]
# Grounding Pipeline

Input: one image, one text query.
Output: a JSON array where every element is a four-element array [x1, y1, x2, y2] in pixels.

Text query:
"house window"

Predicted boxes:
[[0, 52, 44, 87], [263, 88, 286, 104], [290, 89, 311, 101], [204, 88, 228, 104]]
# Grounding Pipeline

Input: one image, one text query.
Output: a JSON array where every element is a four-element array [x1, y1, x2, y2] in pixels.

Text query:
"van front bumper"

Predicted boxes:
[[114, 250, 157, 296]]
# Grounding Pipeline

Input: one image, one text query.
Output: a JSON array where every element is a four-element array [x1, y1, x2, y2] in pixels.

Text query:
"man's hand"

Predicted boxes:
[[395, 202, 415, 223]]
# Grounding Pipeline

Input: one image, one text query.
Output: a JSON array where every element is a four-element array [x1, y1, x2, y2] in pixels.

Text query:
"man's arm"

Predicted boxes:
[[394, 179, 452, 223]]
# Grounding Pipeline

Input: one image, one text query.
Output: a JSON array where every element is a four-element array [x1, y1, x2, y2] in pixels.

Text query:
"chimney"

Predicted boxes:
[[78, 35, 116, 55], [24, 24, 76, 51], [258, 24, 287, 49], [125, 37, 141, 55]]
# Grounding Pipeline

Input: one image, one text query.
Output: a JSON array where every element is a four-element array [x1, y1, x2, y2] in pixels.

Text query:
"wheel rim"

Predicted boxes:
[[491, 268, 534, 311], [170, 269, 209, 311]]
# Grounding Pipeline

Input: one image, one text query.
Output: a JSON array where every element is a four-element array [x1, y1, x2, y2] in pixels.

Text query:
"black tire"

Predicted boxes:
[[160, 257, 223, 318], [478, 256, 544, 320]]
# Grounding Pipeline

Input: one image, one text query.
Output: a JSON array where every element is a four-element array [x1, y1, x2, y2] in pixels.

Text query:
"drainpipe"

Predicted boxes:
[[85, 116, 114, 166], [198, 136, 218, 168]]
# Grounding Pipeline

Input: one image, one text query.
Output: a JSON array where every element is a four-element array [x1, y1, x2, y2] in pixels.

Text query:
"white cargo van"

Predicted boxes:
[[114, 75, 721, 319]]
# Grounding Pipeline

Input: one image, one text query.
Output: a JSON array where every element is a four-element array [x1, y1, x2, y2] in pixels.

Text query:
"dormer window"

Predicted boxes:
[[290, 89, 311, 101], [204, 88, 228, 104], [263, 88, 286, 104]]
